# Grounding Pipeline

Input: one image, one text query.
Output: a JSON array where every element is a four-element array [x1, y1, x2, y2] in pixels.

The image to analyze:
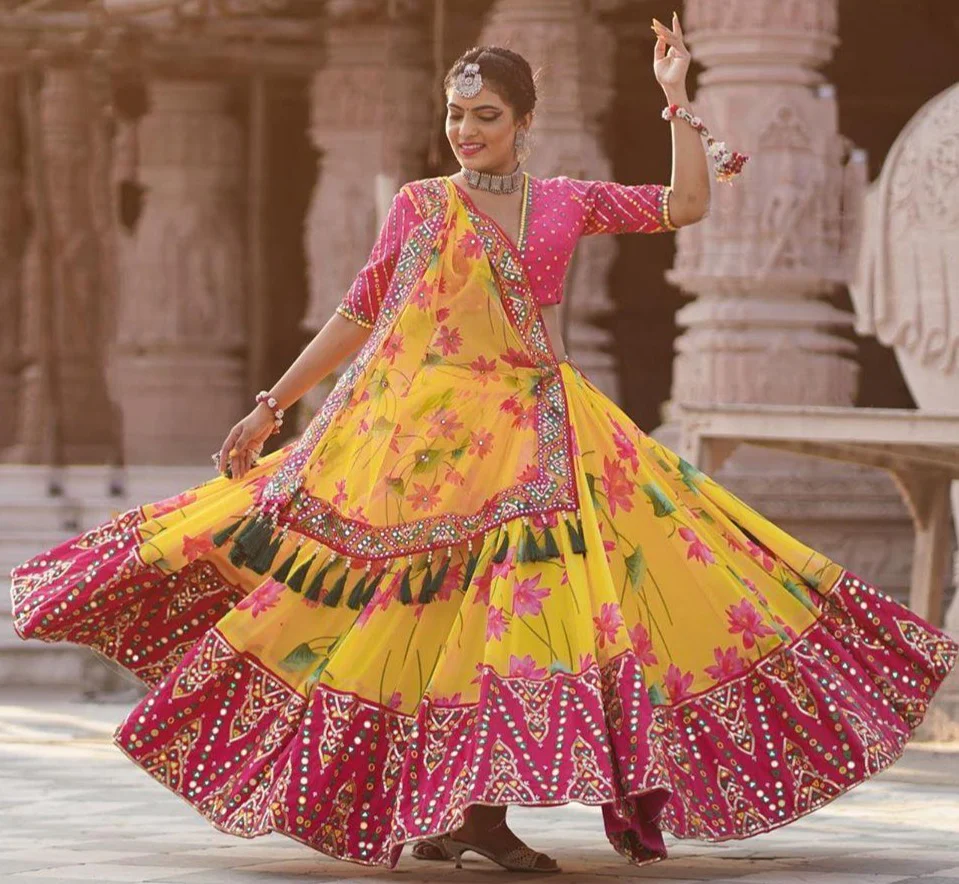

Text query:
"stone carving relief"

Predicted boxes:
[[849, 81, 959, 647], [303, 22, 431, 337], [851, 82, 959, 395], [303, 166, 378, 333], [0, 77, 23, 452], [15, 68, 116, 463], [116, 82, 246, 352], [324, 0, 426, 22], [684, 0, 837, 34], [299, 19, 431, 421], [112, 79, 247, 464]]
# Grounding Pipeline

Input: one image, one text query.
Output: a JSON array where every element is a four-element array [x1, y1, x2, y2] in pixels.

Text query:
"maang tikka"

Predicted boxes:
[[454, 62, 483, 98]]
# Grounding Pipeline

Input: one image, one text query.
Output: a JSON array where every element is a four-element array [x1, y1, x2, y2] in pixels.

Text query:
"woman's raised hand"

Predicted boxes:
[[652, 12, 691, 92], [216, 405, 275, 481]]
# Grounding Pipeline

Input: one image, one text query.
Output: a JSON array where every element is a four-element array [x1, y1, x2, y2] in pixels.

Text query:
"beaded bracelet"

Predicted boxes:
[[662, 104, 748, 183], [255, 391, 285, 435]]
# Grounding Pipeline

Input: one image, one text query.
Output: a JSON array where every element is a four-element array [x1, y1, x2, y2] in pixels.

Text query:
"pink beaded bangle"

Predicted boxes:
[[662, 104, 748, 183], [255, 391, 285, 435]]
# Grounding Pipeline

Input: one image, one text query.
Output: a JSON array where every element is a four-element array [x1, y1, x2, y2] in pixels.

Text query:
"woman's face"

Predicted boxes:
[[446, 85, 529, 175]]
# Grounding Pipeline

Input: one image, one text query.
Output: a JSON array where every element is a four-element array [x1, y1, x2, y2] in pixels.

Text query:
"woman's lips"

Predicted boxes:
[[459, 143, 485, 156]]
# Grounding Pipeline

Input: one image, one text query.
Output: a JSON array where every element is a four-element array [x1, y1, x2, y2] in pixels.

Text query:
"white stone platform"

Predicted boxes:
[[1, 690, 958, 883]]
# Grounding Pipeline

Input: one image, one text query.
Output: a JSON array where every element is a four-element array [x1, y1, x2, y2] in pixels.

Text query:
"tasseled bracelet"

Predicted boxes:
[[662, 103, 748, 183]]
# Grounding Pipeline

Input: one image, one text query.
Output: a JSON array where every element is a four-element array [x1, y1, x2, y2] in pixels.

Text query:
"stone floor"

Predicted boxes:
[[2, 690, 959, 883]]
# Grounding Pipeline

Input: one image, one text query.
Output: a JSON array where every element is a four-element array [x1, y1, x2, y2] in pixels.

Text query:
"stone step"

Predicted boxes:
[[0, 500, 124, 533], [0, 464, 212, 689]]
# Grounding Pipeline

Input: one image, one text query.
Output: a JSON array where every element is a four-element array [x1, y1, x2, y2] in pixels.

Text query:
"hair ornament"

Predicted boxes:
[[454, 62, 483, 99]]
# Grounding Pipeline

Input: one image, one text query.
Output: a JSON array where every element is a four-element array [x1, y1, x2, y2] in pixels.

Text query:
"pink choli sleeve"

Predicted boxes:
[[335, 188, 422, 329], [568, 179, 675, 236]]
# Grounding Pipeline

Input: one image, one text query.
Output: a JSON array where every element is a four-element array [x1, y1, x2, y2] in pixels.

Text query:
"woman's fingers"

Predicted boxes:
[[652, 24, 679, 47], [653, 17, 687, 52], [228, 425, 247, 478], [218, 426, 241, 473], [673, 11, 684, 38], [238, 449, 255, 480], [654, 34, 667, 60], [219, 410, 275, 479]]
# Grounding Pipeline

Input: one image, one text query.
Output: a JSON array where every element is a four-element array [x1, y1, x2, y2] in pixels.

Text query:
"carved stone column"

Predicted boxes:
[[659, 0, 913, 595], [0, 77, 23, 451], [479, 0, 622, 399], [14, 68, 116, 464], [668, 1, 862, 411], [298, 7, 431, 420], [113, 80, 247, 464]]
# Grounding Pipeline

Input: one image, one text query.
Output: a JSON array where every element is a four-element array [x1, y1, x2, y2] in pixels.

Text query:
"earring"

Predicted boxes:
[[514, 128, 532, 163]]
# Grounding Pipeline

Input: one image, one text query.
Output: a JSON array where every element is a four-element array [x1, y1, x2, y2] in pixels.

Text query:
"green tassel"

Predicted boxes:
[[271, 547, 300, 584], [460, 551, 479, 592], [304, 560, 335, 602], [213, 515, 245, 548], [323, 568, 348, 607], [432, 556, 450, 597], [286, 554, 316, 593], [542, 525, 561, 558], [249, 533, 283, 575], [361, 568, 385, 606], [399, 564, 414, 604], [573, 515, 587, 554], [523, 523, 543, 562], [228, 540, 250, 568], [417, 563, 434, 604], [242, 520, 275, 566], [566, 516, 586, 555], [419, 556, 450, 604], [233, 513, 264, 546], [346, 572, 369, 610], [232, 515, 273, 566], [491, 530, 509, 563]]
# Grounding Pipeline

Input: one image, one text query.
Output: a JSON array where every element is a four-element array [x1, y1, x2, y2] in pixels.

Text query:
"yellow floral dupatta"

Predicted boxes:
[[138, 177, 583, 607]]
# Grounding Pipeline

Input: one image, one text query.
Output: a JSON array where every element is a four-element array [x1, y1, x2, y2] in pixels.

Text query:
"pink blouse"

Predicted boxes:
[[336, 176, 674, 328]]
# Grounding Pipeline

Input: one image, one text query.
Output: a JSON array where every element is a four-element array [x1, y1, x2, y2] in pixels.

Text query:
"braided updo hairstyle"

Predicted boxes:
[[444, 46, 538, 118]]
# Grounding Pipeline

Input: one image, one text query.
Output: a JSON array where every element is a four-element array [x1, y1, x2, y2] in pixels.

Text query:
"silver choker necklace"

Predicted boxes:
[[461, 166, 524, 194]]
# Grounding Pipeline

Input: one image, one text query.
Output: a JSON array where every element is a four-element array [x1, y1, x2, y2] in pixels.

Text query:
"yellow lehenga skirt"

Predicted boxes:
[[12, 177, 958, 869]]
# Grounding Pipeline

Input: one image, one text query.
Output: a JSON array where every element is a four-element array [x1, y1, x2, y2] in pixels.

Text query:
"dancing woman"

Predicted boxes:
[[12, 13, 956, 875]]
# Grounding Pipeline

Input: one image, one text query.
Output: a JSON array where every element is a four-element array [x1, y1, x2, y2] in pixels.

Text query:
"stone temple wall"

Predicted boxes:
[[0, 0, 957, 689]]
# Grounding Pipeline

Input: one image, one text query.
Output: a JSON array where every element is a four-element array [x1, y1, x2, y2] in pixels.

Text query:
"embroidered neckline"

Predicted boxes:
[[448, 172, 531, 256]]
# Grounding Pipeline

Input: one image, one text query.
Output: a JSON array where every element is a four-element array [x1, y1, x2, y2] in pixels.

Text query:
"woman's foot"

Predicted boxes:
[[448, 807, 560, 873], [411, 834, 454, 861]]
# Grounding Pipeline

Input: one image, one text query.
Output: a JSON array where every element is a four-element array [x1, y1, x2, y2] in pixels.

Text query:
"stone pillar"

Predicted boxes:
[[0, 76, 23, 451], [113, 80, 247, 464], [298, 7, 431, 420], [14, 68, 116, 464], [659, 0, 913, 595], [667, 0, 862, 412], [479, 0, 622, 399]]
